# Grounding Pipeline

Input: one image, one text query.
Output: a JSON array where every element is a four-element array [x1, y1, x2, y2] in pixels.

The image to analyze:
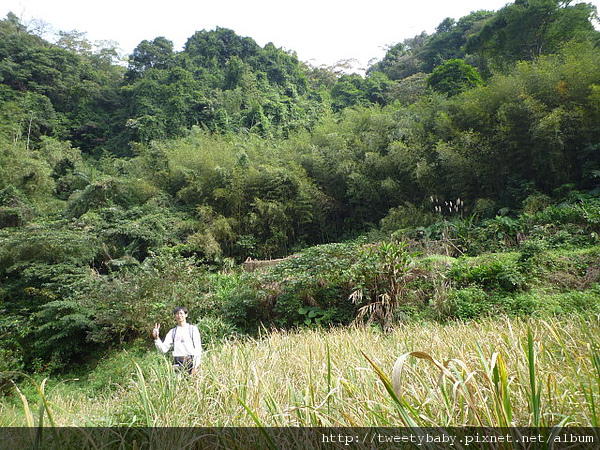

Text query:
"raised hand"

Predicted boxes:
[[152, 323, 161, 339]]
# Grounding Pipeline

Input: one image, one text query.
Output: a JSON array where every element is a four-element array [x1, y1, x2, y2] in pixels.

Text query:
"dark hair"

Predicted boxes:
[[173, 306, 188, 315]]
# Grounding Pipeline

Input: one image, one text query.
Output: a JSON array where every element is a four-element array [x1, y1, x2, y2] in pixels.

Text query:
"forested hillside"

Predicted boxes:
[[1, 0, 600, 382]]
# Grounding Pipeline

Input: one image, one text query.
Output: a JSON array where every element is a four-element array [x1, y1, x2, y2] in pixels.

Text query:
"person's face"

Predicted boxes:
[[174, 309, 188, 325]]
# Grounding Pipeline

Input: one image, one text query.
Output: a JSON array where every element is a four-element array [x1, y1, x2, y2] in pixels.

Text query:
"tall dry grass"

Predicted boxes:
[[3, 316, 600, 429]]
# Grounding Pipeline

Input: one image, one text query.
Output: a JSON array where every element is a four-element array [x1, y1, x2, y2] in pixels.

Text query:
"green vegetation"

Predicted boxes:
[[1, 0, 600, 432]]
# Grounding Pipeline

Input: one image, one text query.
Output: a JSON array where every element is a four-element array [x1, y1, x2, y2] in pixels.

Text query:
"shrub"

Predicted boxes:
[[30, 299, 97, 365], [76, 253, 210, 346], [518, 238, 550, 274], [0, 314, 25, 395], [450, 286, 491, 319], [258, 242, 363, 326], [522, 193, 552, 214], [517, 287, 600, 315], [449, 253, 526, 293], [0, 185, 34, 228], [85, 343, 157, 395], [348, 241, 420, 329], [0, 223, 101, 273], [195, 316, 238, 346], [530, 198, 600, 230], [449, 288, 541, 319], [219, 282, 265, 333], [65, 177, 160, 218]]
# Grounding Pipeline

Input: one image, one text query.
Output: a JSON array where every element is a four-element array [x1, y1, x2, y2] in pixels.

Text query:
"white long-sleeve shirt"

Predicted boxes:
[[155, 323, 202, 368]]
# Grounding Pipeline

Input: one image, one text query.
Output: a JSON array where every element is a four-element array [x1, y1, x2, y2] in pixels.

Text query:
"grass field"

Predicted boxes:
[[3, 315, 600, 431]]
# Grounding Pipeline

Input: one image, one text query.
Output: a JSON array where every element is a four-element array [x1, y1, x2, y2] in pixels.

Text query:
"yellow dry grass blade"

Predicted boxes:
[[391, 351, 458, 397], [10, 380, 35, 429], [391, 351, 487, 426], [361, 351, 420, 427]]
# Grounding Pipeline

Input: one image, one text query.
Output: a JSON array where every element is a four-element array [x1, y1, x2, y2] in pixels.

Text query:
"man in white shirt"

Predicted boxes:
[[153, 307, 202, 375]]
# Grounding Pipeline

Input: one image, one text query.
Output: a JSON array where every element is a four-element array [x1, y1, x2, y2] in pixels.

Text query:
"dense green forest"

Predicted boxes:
[[1, 0, 600, 389]]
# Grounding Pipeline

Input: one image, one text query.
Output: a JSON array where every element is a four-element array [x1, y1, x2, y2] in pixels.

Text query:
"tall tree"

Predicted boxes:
[[367, 32, 429, 80], [418, 11, 495, 73], [126, 37, 174, 81], [427, 59, 483, 96], [465, 0, 599, 68]]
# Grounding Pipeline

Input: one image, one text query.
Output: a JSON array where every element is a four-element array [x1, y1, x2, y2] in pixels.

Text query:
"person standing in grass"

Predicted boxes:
[[153, 307, 202, 376]]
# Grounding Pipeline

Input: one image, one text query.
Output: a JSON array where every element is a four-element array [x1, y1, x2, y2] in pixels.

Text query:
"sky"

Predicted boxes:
[[2, 0, 599, 70]]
